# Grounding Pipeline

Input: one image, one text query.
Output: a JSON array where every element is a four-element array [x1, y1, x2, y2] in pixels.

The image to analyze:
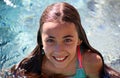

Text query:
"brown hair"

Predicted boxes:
[[12, 2, 120, 78]]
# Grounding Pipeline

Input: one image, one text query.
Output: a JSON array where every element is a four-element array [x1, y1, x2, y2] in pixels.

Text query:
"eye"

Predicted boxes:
[[46, 39, 55, 43], [64, 39, 73, 43]]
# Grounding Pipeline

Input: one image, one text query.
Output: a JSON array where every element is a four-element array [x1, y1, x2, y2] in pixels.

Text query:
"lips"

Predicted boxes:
[[52, 56, 68, 62]]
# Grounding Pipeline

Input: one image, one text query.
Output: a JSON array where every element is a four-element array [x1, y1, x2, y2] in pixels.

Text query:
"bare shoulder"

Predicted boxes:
[[82, 49, 103, 77], [83, 49, 103, 66]]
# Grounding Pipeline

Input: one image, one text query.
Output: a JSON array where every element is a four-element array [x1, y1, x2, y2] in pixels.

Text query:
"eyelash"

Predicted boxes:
[[46, 39, 54, 43], [64, 39, 72, 43], [46, 38, 73, 44]]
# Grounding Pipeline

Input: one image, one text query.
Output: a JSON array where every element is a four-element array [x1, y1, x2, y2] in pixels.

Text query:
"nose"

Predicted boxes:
[[54, 43, 64, 53]]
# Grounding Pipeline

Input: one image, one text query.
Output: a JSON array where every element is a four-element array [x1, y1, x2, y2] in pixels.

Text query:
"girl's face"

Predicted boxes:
[[41, 22, 81, 69]]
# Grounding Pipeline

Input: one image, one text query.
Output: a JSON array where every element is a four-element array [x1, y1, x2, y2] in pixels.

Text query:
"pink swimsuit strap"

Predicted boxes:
[[77, 46, 83, 68]]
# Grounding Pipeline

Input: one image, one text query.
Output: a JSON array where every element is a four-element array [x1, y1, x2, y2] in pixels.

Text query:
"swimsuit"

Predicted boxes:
[[72, 47, 87, 78]]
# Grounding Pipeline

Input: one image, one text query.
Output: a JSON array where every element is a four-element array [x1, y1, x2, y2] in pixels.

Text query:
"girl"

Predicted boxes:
[[11, 2, 120, 78]]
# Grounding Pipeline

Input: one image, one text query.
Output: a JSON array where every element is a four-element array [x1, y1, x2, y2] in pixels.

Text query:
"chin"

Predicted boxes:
[[54, 63, 68, 69]]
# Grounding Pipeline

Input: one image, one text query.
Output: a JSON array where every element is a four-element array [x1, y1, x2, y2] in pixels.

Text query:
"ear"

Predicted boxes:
[[77, 39, 82, 46]]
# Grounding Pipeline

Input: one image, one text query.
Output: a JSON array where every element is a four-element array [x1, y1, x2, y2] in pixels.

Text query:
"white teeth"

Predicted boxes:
[[55, 57, 65, 60]]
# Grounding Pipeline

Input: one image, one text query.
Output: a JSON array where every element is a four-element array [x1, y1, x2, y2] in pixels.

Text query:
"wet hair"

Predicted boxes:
[[13, 2, 120, 78]]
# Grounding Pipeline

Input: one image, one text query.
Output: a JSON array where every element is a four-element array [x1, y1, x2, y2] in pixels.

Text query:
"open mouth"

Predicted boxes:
[[52, 56, 68, 62]]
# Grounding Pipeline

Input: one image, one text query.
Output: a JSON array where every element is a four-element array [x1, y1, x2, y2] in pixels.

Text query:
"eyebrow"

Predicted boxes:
[[48, 35, 73, 38], [48, 36, 55, 38], [63, 35, 74, 38]]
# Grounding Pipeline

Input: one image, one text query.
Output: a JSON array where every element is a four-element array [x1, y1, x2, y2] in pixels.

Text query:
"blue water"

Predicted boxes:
[[0, 0, 120, 75]]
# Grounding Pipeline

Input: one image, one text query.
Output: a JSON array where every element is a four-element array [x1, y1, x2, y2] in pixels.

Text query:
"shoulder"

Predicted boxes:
[[82, 49, 103, 77], [83, 49, 103, 65]]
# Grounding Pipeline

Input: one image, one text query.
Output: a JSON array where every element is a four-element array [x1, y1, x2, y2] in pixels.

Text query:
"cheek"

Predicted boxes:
[[65, 44, 77, 53], [43, 45, 53, 55]]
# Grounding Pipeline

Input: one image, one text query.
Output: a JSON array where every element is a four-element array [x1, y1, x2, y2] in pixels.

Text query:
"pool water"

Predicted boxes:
[[0, 0, 120, 74]]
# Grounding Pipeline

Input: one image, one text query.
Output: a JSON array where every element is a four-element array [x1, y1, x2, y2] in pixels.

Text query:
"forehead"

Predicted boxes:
[[41, 22, 79, 39], [42, 22, 77, 33]]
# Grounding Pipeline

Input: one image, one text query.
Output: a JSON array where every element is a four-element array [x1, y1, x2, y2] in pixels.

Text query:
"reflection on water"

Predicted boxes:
[[0, 70, 14, 78], [0, 0, 120, 76]]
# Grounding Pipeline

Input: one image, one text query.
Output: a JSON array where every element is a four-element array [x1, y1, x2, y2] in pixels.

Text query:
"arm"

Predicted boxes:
[[83, 51, 103, 78], [104, 64, 120, 78]]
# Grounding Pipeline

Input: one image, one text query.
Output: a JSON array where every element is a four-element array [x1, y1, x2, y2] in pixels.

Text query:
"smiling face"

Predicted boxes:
[[41, 22, 81, 69]]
